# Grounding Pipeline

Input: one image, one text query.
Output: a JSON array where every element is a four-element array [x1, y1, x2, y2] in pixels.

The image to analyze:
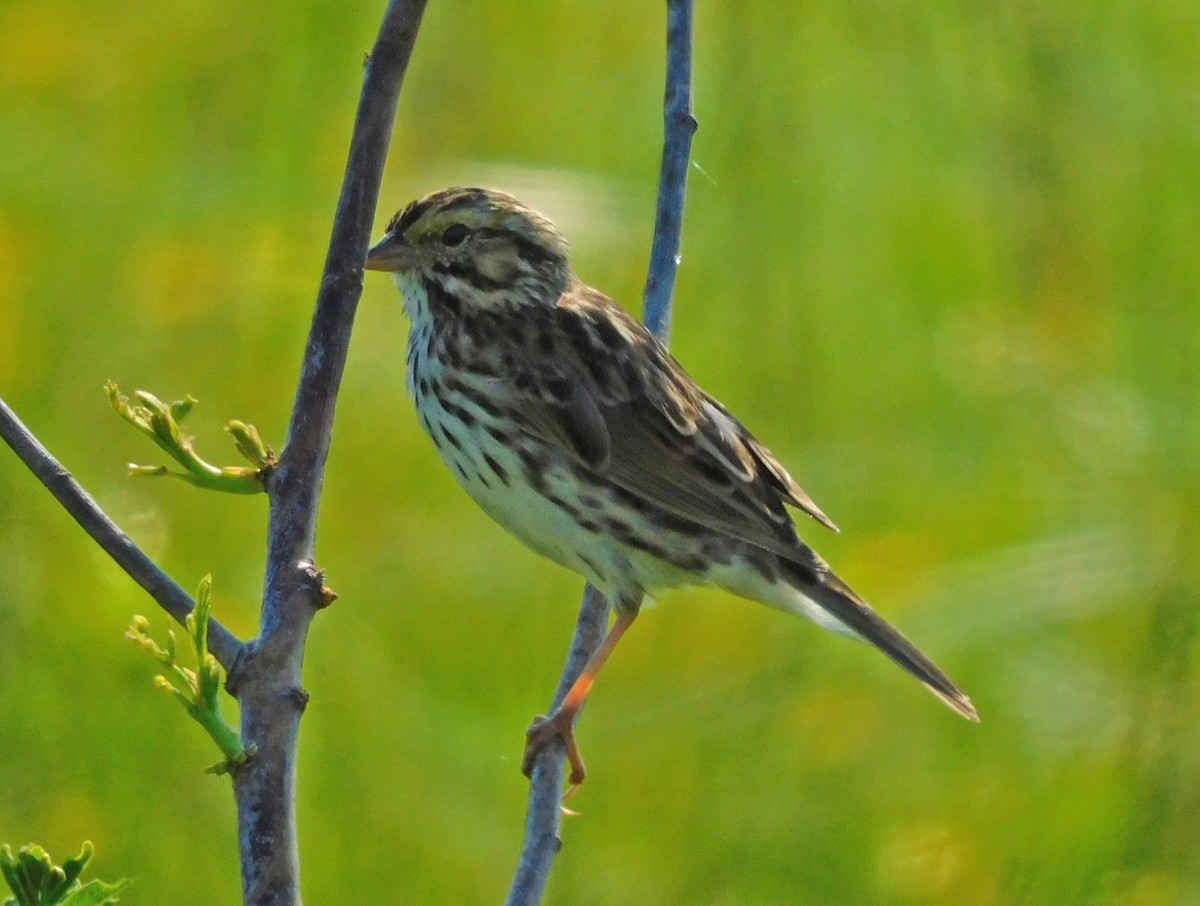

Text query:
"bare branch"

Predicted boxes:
[[643, 0, 698, 342], [229, 2, 428, 903], [507, 2, 697, 902], [506, 585, 610, 906], [263, 5, 425, 563], [0, 397, 245, 671]]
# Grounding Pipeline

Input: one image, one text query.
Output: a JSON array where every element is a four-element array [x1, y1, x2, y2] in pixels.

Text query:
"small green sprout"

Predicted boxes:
[[1, 841, 130, 906], [106, 383, 273, 494], [124, 577, 254, 775]]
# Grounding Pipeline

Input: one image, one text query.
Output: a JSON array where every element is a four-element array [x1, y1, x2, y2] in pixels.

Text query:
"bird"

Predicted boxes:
[[364, 186, 977, 790]]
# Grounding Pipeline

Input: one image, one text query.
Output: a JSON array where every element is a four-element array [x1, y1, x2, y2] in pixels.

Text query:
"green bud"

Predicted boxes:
[[53, 842, 92, 896], [168, 396, 198, 423], [127, 464, 168, 478], [132, 390, 165, 412], [226, 420, 270, 465], [41, 865, 67, 899]]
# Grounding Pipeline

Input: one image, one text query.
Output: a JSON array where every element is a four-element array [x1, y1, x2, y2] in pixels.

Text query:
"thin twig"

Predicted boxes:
[[643, 0, 697, 343], [506, 585, 610, 906], [229, 2, 428, 904], [506, 2, 696, 903], [0, 397, 245, 671]]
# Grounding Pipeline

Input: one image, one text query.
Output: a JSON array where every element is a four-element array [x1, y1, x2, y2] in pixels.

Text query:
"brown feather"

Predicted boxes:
[[491, 285, 839, 564]]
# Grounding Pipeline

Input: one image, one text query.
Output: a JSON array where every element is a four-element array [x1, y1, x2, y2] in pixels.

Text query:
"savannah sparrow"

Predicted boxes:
[[365, 187, 977, 787]]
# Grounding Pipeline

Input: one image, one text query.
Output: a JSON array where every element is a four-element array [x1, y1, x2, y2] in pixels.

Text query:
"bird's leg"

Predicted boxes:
[[522, 607, 638, 795]]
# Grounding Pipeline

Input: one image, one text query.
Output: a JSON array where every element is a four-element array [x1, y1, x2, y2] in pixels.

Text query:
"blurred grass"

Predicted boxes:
[[2, 1, 1199, 903]]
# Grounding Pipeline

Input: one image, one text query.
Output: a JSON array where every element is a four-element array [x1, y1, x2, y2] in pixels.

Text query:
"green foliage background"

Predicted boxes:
[[2, 2, 1198, 903]]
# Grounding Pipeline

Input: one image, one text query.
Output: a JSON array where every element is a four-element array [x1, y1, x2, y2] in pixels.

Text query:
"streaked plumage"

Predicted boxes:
[[366, 186, 976, 785]]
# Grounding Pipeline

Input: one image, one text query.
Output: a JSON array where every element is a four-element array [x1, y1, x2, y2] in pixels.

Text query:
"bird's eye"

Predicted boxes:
[[442, 224, 469, 246]]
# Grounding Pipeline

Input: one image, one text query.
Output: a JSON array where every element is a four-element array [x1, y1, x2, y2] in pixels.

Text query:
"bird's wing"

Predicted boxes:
[[504, 289, 836, 565], [700, 393, 839, 532]]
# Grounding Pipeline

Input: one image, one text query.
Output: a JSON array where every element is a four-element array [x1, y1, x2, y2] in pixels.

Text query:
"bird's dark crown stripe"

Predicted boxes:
[[438, 188, 493, 213], [390, 200, 430, 236]]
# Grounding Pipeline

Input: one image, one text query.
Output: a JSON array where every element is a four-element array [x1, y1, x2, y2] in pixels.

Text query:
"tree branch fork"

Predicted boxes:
[[3, 1, 427, 904]]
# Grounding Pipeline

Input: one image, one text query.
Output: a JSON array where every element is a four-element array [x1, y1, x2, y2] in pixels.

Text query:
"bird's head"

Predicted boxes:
[[366, 187, 572, 312]]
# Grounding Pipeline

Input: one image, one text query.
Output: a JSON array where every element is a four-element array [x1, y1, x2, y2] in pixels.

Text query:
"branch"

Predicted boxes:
[[642, 0, 698, 344], [228, 2, 428, 904], [506, 585, 610, 906], [507, 2, 696, 903], [1, 2, 428, 902], [0, 397, 245, 671]]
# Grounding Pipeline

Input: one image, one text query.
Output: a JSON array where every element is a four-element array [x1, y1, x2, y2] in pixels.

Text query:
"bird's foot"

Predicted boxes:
[[523, 711, 586, 798]]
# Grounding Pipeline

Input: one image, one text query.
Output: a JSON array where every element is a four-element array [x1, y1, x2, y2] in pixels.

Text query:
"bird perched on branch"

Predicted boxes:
[[365, 186, 977, 791]]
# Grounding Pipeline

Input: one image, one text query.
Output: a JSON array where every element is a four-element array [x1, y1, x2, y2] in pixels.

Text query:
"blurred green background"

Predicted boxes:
[[2, 1, 1198, 903]]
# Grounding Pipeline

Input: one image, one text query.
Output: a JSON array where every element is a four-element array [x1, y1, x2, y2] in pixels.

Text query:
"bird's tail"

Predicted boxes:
[[780, 559, 979, 721]]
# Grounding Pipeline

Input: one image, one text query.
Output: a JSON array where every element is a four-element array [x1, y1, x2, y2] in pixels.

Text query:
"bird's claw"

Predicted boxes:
[[523, 711, 586, 796]]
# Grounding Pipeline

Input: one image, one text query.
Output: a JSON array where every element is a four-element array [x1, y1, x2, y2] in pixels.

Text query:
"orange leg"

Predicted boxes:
[[522, 609, 638, 795]]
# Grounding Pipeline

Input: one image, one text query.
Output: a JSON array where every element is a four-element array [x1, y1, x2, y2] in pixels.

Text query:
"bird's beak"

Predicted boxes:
[[364, 234, 415, 272]]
